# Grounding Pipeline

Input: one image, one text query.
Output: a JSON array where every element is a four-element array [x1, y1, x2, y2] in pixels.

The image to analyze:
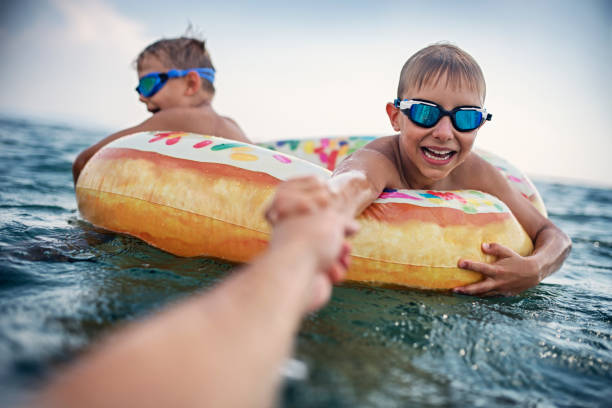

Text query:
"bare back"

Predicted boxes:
[[133, 106, 249, 142], [72, 106, 248, 183]]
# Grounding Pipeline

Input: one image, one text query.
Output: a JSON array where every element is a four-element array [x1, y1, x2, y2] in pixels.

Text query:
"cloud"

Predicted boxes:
[[52, 0, 148, 56], [0, 0, 153, 129], [0, 0, 610, 184]]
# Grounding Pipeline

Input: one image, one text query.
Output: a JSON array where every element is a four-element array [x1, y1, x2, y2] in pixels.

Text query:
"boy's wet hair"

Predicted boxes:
[[136, 37, 216, 93], [397, 43, 486, 103]]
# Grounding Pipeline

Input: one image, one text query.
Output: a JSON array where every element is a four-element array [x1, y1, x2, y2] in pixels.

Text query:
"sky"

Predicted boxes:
[[1, 0, 611, 186]]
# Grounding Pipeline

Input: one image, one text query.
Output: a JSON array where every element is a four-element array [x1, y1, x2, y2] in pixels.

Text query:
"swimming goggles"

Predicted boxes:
[[135, 68, 216, 97], [393, 98, 492, 132]]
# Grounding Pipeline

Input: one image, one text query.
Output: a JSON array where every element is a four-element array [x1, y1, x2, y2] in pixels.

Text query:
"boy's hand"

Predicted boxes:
[[453, 242, 540, 297], [266, 176, 339, 225]]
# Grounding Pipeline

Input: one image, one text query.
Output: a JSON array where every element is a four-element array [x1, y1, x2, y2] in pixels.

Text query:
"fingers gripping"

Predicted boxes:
[[458, 258, 499, 278], [482, 242, 516, 258], [453, 278, 497, 296], [457, 242, 517, 278]]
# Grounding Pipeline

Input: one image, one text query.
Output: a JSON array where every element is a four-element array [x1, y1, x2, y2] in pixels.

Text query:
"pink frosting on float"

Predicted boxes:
[[193, 140, 213, 149], [273, 154, 292, 164], [379, 191, 422, 200]]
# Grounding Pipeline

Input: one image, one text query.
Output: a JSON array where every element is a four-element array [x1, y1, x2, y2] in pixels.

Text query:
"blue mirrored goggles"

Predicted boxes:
[[135, 68, 216, 97], [393, 99, 492, 132]]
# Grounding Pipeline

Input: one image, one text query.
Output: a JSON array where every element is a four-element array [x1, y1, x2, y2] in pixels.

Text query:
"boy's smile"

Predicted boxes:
[[388, 74, 485, 188], [421, 146, 456, 165]]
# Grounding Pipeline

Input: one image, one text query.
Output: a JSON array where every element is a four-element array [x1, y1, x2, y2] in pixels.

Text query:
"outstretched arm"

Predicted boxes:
[[266, 141, 400, 225], [455, 161, 572, 296], [32, 209, 357, 408]]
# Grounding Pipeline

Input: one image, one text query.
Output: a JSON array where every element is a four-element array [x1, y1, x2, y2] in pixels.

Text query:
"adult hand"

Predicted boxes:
[[453, 242, 541, 297], [265, 176, 338, 226], [268, 208, 359, 312]]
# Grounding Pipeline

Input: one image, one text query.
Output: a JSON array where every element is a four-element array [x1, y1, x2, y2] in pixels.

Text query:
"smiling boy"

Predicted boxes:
[[72, 36, 248, 183], [266, 43, 571, 296]]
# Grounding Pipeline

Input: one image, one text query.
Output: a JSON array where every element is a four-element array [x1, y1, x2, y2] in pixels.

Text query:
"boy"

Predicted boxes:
[[72, 36, 248, 183], [266, 43, 571, 297]]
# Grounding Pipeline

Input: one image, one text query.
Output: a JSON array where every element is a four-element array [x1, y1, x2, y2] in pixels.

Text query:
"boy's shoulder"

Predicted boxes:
[[133, 106, 248, 142], [156, 105, 217, 122], [363, 134, 399, 155], [457, 151, 509, 193]]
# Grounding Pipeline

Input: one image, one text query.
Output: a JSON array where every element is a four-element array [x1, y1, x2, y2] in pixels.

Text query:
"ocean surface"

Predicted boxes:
[[0, 116, 611, 407]]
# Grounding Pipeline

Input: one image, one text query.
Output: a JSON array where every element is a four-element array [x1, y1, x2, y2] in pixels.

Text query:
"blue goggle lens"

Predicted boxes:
[[455, 110, 483, 131], [410, 104, 441, 127], [407, 103, 483, 131], [137, 76, 160, 97]]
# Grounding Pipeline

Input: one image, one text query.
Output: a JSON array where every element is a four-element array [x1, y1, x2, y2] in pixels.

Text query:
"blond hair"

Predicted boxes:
[[397, 43, 486, 103]]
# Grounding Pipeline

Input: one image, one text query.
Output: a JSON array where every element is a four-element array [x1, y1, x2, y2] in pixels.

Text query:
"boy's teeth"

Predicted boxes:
[[423, 147, 454, 160]]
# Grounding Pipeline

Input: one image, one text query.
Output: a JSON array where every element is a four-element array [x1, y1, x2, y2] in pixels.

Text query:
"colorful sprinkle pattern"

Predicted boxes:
[[475, 149, 540, 200], [377, 188, 508, 214], [257, 136, 375, 171], [108, 131, 331, 182], [104, 131, 532, 214]]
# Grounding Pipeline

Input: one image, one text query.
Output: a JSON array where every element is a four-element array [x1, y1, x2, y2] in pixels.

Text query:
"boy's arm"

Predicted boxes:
[[32, 209, 357, 408], [72, 111, 177, 184], [454, 159, 572, 296], [266, 138, 401, 225], [72, 126, 140, 184]]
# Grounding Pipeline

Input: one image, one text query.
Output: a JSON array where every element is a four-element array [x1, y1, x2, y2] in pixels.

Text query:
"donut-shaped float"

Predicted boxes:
[[76, 131, 538, 289]]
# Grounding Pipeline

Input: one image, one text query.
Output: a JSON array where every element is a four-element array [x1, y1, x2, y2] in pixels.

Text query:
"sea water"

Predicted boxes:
[[0, 117, 610, 407]]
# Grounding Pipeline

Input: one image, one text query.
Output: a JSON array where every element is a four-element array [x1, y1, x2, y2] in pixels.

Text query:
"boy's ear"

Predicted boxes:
[[184, 71, 202, 96], [386, 102, 401, 132]]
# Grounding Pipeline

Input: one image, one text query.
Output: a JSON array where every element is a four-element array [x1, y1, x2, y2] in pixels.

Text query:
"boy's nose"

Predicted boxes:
[[432, 116, 453, 141], [139, 94, 148, 103]]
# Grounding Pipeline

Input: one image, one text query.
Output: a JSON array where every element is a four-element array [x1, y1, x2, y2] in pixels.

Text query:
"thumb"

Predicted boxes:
[[482, 242, 517, 259], [344, 218, 360, 237]]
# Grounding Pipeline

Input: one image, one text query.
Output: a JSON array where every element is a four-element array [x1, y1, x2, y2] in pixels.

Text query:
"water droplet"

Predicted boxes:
[[460, 349, 466, 356]]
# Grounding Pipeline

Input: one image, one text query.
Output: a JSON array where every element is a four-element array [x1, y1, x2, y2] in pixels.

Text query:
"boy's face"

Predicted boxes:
[[137, 55, 187, 113], [387, 75, 485, 186]]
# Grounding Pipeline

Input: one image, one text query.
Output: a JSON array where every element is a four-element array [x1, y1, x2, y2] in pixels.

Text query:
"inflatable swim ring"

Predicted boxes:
[[76, 131, 539, 289]]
